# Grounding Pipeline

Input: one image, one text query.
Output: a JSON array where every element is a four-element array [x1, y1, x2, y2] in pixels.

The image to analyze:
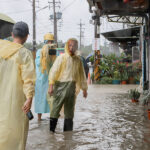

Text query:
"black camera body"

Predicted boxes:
[[26, 110, 34, 120], [49, 49, 56, 55]]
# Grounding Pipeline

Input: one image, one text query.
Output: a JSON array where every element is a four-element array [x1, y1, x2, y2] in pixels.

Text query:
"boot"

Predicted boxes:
[[63, 119, 73, 131], [50, 118, 58, 133]]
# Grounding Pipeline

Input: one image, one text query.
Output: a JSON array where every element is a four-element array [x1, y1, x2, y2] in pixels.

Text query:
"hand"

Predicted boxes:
[[83, 90, 87, 98], [22, 98, 32, 114], [48, 84, 53, 96]]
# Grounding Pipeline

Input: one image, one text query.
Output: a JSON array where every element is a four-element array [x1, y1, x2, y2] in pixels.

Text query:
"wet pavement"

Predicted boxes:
[[26, 85, 150, 150]]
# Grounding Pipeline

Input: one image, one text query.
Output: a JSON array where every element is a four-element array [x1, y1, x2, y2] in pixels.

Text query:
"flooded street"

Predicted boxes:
[[27, 85, 150, 150]]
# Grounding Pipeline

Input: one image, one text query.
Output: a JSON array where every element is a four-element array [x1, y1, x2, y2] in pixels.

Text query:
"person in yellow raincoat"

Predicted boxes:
[[35, 33, 57, 121], [48, 38, 88, 132], [0, 22, 35, 150]]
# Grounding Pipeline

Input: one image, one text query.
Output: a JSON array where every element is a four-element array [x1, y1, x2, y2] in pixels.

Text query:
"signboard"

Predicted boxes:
[[92, 38, 100, 51]]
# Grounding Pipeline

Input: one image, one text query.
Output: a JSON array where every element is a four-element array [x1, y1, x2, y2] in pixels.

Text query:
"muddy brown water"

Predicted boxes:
[[26, 85, 150, 150]]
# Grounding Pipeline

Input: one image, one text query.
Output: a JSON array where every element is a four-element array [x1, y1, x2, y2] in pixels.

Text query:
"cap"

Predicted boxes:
[[12, 21, 29, 38], [44, 33, 54, 41]]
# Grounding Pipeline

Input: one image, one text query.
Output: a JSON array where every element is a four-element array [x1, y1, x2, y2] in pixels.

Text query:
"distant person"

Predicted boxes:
[[0, 22, 35, 150], [77, 51, 89, 78], [48, 38, 88, 133], [35, 33, 57, 121]]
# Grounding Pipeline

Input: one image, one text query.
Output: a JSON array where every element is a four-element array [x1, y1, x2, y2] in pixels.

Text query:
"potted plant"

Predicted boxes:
[[134, 74, 141, 85], [112, 71, 121, 84], [147, 109, 150, 120], [129, 89, 140, 102], [140, 91, 150, 120], [121, 71, 128, 84], [127, 64, 135, 84]]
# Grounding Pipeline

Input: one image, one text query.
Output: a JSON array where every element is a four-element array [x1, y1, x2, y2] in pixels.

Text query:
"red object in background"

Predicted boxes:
[[124, 0, 130, 3], [121, 81, 127, 84], [88, 72, 91, 84], [147, 109, 150, 120], [131, 99, 139, 103]]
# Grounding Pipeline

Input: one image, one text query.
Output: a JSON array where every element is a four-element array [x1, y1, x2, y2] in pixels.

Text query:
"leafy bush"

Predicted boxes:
[[134, 73, 141, 82], [129, 89, 140, 100], [121, 71, 128, 81], [140, 90, 150, 105], [100, 77, 112, 84], [113, 71, 121, 80], [89, 56, 94, 63]]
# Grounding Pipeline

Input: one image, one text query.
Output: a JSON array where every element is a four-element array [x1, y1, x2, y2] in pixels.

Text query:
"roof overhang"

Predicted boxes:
[[0, 13, 15, 24], [87, 0, 149, 16], [101, 26, 140, 43]]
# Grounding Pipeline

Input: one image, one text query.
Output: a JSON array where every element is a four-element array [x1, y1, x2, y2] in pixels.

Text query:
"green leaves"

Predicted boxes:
[[100, 77, 113, 84], [129, 89, 140, 100]]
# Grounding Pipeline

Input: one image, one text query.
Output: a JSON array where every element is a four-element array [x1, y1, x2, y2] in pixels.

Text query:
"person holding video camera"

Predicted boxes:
[[34, 33, 57, 121]]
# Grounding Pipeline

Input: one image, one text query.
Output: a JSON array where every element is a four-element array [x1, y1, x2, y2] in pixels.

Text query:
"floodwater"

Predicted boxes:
[[26, 85, 150, 150]]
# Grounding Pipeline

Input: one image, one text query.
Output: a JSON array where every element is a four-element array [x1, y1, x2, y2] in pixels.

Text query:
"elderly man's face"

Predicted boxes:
[[68, 40, 78, 56]]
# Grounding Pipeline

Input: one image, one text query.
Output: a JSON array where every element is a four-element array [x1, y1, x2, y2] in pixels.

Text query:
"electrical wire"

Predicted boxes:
[[62, 0, 78, 12]]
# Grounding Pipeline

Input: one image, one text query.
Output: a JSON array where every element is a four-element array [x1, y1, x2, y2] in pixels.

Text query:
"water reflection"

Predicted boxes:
[[27, 85, 150, 150]]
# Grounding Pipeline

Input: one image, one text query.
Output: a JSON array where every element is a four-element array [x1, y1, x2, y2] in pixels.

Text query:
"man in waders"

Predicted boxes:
[[48, 38, 88, 132]]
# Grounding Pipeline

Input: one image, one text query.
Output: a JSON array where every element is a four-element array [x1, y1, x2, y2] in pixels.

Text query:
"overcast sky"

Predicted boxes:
[[0, 0, 123, 46]]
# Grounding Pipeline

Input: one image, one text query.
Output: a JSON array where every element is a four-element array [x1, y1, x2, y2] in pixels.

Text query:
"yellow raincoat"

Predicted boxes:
[[48, 38, 87, 119], [35, 44, 56, 113], [0, 39, 35, 150], [49, 39, 87, 93]]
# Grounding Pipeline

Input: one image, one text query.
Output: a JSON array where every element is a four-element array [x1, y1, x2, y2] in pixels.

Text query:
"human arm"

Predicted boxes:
[[20, 49, 36, 113], [79, 60, 88, 98], [48, 84, 53, 96]]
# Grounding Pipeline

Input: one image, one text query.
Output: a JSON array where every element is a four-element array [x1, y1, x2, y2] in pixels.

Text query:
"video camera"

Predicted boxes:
[[48, 44, 57, 55]]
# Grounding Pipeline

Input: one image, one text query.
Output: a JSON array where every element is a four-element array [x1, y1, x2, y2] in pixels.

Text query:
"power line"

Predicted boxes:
[[36, 17, 51, 30], [62, 0, 77, 12]]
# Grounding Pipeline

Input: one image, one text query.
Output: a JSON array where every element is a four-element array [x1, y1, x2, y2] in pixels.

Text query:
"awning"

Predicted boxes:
[[0, 13, 15, 24], [101, 26, 140, 43], [0, 13, 15, 39]]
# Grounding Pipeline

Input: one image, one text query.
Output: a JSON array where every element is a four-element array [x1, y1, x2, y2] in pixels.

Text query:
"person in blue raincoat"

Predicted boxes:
[[35, 33, 56, 121]]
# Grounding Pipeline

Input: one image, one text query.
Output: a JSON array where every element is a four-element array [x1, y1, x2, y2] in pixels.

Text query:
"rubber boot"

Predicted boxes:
[[50, 118, 58, 133], [63, 119, 73, 131]]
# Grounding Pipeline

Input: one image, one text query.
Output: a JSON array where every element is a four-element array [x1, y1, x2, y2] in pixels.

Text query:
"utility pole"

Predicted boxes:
[[78, 19, 85, 49], [48, 0, 61, 44], [53, 0, 57, 43], [33, 0, 36, 51], [94, 17, 101, 81]]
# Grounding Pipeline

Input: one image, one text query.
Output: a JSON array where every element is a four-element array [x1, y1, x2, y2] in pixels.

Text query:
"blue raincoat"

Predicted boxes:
[[34, 49, 50, 113]]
